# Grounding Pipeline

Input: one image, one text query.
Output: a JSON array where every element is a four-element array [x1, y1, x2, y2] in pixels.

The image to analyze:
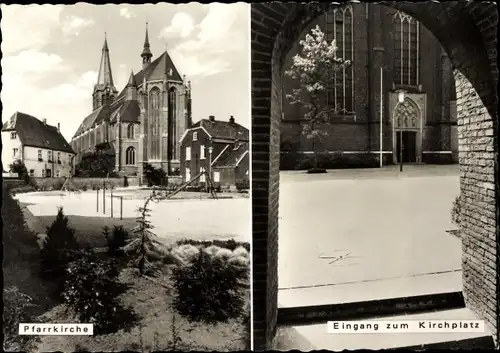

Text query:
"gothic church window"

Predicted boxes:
[[325, 6, 354, 114], [127, 124, 135, 139], [168, 88, 178, 160], [149, 88, 161, 160], [126, 146, 136, 165], [393, 11, 419, 86]]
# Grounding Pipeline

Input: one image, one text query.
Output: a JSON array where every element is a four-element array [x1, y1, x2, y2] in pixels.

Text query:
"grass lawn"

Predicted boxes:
[[35, 215, 138, 248], [34, 266, 250, 352]]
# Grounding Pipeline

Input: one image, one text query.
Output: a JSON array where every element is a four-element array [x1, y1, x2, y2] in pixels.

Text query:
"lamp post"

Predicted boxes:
[[396, 90, 406, 172], [208, 146, 213, 190]]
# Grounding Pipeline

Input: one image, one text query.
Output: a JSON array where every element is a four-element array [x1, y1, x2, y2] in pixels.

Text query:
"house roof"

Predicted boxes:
[[2, 112, 75, 154], [192, 118, 249, 141], [213, 142, 249, 168]]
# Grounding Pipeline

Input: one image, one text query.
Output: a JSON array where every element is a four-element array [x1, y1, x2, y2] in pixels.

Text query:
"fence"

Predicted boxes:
[[95, 181, 124, 220]]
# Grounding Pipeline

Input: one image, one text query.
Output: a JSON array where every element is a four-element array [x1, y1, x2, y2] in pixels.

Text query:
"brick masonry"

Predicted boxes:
[[251, 2, 498, 351]]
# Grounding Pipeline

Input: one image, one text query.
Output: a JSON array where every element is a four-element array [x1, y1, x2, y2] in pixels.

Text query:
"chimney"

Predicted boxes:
[[209, 115, 215, 122], [57, 122, 60, 132], [229, 115, 235, 124]]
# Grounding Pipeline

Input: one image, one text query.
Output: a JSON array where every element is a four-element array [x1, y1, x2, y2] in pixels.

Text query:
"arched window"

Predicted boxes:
[[168, 87, 178, 159], [325, 6, 354, 113], [149, 88, 161, 160], [126, 146, 136, 165], [127, 124, 135, 139], [96, 130, 101, 144], [393, 11, 419, 86]]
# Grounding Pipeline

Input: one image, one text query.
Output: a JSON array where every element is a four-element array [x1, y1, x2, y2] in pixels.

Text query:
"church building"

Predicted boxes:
[[281, 3, 458, 168], [70, 24, 192, 180]]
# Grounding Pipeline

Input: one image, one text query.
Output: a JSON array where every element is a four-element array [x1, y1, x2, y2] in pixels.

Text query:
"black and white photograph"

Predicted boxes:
[[2, 3, 250, 352], [251, 1, 498, 351]]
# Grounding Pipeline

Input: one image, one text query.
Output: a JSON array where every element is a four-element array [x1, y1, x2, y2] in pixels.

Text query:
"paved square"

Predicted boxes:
[[278, 165, 462, 290], [15, 190, 251, 244]]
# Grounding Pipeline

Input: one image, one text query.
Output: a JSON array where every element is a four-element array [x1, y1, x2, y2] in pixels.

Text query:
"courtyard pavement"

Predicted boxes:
[[278, 164, 462, 294], [14, 190, 251, 243]]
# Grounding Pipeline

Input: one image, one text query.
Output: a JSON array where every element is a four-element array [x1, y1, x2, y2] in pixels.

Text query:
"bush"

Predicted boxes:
[[63, 255, 136, 335], [451, 195, 462, 227], [172, 251, 246, 324], [40, 207, 80, 299], [106, 226, 130, 256], [74, 150, 114, 177], [176, 238, 250, 253], [9, 159, 28, 179], [3, 286, 38, 350], [144, 163, 167, 187]]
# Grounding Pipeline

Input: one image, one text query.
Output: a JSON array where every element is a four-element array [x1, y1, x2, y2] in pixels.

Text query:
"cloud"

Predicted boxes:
[[2, 50, 69, 75], [61, 15, 94, 37], [169, 3, 248, 78], [119, 7, 136, 19], [159, 12, 195, 39], [0, 4, 63, 54]]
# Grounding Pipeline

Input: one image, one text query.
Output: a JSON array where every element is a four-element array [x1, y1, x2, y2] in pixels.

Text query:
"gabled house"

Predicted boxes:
[[179, 115, 249, 189], [1, 112, 75, 178]]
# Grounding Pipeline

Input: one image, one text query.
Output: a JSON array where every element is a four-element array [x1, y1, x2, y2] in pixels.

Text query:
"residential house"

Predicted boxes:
[[179, 115, 249, 189], [1, 112, 75, 178]]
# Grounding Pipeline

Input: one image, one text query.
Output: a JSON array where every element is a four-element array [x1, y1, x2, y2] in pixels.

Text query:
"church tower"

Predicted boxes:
[[93, 33, 118, 111], [141, 23, 153, 69]]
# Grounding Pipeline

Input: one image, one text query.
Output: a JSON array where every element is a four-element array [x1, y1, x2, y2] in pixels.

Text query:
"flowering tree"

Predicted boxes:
[[285, 25, 351, 171]]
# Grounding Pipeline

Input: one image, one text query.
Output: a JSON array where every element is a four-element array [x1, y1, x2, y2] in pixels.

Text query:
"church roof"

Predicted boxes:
[[73, 105, 109, 137], [2, 112, 75, 154], [110, 100, 141, 123], [116, 51, 183, 99], [192, 118, 249, 141], [212, 142, 249, 168]]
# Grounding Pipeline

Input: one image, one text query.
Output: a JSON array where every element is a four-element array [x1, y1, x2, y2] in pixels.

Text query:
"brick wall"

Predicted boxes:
[[252, 2, 498, 350], [456, 71, 498, 339]]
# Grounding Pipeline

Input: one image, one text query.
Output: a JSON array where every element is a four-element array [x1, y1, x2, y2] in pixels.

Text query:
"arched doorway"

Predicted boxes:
[[391, 96, 422, 163], [251, 2, 498, 350]]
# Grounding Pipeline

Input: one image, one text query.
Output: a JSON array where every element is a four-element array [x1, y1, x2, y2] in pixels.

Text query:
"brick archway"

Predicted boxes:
[[251, 2, 498, 350]]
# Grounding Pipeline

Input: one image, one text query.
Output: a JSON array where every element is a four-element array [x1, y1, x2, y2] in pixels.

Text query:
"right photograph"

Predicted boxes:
[[251, 2, 498, 351]]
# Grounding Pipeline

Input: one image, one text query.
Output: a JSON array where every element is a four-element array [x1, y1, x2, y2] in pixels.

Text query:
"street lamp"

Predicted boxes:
[[396, 90, 406, 172]]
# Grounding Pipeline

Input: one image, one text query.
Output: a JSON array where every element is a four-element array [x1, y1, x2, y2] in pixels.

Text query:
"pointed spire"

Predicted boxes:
[[141, 22, 153, 67], [97, 33, 115, 87], [126, 70, 137, 87]]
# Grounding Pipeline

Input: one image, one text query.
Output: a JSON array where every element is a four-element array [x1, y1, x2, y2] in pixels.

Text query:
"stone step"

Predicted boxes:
[[274, 308, 494, 351], [278, 271, 464, 325]]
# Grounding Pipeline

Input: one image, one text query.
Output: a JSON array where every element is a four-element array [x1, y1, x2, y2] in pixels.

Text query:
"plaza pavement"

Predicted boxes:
[[14, 190, 251, 243], [278, 164, 462, 302]]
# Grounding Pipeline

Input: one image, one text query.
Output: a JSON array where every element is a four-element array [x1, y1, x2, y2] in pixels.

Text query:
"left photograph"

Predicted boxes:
[[1, 3, 251, 352]]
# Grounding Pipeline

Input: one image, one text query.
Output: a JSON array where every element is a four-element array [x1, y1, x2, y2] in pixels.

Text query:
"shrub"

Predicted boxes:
[[105, 226, 130, 257], [40, 207, 80, 298], [74, 150, 114, 177], [144, 163, 167, 187], [176, 238, 250, 253], [9, 159, 28, 180], [172, 251, 246, 324], [451, 195, 462, 227], [3, 286, 38, 350], [63, 255, 136, 335]]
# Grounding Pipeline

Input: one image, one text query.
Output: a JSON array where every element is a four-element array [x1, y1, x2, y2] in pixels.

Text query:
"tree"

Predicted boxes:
[[285, 25, 351, 172], [74, 149, 114, 177], [9, 159, 28, 180]]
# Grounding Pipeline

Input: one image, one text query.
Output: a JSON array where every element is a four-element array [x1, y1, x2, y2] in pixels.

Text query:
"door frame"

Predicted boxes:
[[389, 92, 426, 164]]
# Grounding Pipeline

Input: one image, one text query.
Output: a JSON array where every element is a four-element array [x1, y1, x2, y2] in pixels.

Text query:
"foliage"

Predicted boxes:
[[3, 286, 38, 351], [122, 188, 172, 275], [63, 254, 136, 335], [451, 195, 462, 227], [176, 238, 250, 253], [105, 225, 130, 257], [285, 25, 351, 169], [75, 150, 114, 177], [40, 207, 80, 299], [171, 251, 246, 324], [9, 159, 28, 180], [144, 163, 167, 187]]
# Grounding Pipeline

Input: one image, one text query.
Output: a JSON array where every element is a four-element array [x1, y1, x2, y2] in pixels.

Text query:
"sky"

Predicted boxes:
[[1, 3, 250, 142]]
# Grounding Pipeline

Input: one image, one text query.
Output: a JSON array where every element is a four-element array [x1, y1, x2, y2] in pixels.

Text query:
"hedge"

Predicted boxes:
[[280, 151, 392, 170]]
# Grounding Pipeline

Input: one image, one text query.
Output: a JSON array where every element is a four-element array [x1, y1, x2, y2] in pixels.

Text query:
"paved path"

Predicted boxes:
[[14, 190, 251, 243], [278, 165, 461, 289]]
